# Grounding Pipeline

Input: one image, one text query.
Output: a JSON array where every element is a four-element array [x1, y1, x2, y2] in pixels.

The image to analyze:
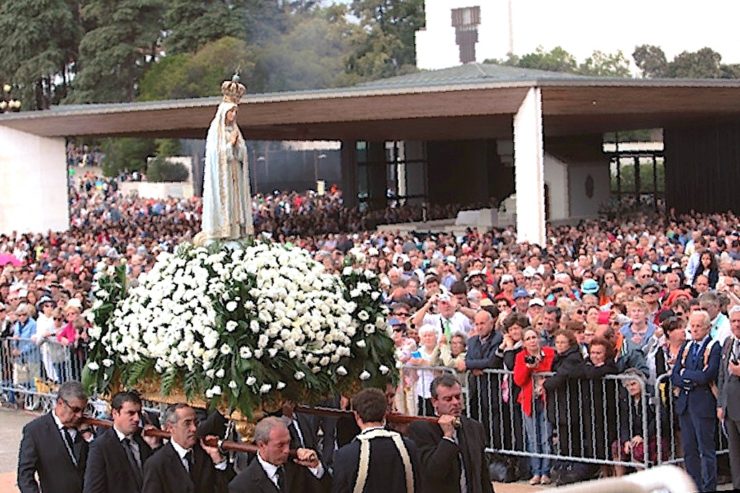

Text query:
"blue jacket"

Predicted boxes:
[[465, 331, 502, 370], [671, 336, 721, 418]]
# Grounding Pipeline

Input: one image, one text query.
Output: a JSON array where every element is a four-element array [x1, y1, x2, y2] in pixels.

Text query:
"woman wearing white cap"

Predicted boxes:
[[31, 296, 58, 383]]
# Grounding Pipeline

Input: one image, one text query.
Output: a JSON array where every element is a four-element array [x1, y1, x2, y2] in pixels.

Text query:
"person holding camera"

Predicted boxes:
[[513, 328, 555, 485]]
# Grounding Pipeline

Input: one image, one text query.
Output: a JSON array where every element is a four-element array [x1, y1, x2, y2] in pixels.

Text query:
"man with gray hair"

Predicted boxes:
[[698, 291, 731, 344], [142, 403, 233, 493], [228, 416, 329, 493], [671, 310, 722, 492], [17, 380, 89, 493], [717, 305, 740, 489]]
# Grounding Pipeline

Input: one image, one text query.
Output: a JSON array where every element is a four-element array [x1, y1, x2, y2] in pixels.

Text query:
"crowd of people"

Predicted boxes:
[[1, 170, 739, 492]]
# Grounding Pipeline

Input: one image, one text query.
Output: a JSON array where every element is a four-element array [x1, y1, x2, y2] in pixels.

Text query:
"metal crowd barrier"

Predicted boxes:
[[465, 368, 729, 470], [397, 364, 463, 417], [0, 337, 86, 408], [653, 372, 729, 465]]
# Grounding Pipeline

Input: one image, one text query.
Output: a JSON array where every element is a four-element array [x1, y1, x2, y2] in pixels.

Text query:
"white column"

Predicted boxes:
[[513, 87, 546, 245], [0, 126, 69, 234]]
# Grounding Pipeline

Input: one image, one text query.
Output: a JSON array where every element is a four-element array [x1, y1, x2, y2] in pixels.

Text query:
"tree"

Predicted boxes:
[[516, 46, 578, 73], [632, 44, 668, 78], [72, 0, 165, 103], [667, 47, 722, 78], [163, 0, 248, 55], [344, 0, 424, 82], [101, 138, 156, 177], [138, 37, 257, 100], [578, 50, 630, 77], [0, 0, 81, 109], [147, 156, 189, 182]]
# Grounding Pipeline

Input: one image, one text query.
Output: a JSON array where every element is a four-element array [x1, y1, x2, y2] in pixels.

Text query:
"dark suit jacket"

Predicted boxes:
[[142, 441, 233, 493], [332, 432, 421, 493], [18, 412, 89, 493], [407, 417, 493, 493], [718, 337, 740, 421], [83, 427, 155, 493], [671, 337, 721, 418], [228, 456, 331, 493]]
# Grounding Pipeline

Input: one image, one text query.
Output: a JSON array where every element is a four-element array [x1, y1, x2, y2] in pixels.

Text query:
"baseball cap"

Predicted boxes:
[[501, 274, 514, 283], [465, 269, 484, 281], [581, 279, 599, 295], [528, 298, 545, 307], [513, 287, 530, 300]]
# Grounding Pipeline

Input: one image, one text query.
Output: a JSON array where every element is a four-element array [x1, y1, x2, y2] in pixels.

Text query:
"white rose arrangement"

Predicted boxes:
[[83, 241, 396, 417]]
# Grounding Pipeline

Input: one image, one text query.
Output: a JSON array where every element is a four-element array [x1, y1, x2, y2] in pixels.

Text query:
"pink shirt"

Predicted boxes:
[[57, 322, 77, 344]]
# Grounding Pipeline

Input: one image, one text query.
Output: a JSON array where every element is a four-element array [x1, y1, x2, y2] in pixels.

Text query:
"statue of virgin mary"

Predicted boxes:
[[197, 75, 254, 244]]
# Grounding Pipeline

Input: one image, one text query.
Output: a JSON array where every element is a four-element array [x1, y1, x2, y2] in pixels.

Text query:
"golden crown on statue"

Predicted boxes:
[[221, 73, 246, 104]]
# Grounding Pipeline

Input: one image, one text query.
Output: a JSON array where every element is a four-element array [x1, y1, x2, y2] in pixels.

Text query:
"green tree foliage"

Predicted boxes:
[[578, 50, 631, 77], [633, 44, 739, 79], [147, 156, 190, 182], [668, 47, 722, 78], [0, 0, 81, 109], [101, 138, 156, 177], [254, 12, 358, 92], [138, 37, 257, 100], [164, 0, 248, 55], [632, 45, 668, 78], [343, 0, 424, 82], [72, 0, 165, 103], [516, 46, 578, 73]]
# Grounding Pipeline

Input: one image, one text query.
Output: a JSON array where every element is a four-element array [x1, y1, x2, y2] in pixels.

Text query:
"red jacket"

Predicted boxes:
[[513, 346, 555, 417]]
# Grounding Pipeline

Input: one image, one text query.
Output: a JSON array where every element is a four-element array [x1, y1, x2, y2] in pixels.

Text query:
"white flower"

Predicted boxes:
[[246, 376, 257, 386], [336, 366, 348, 376], [220, 344, 231, 355], [294, 371, 305, 380], [342, 267, 353, 276], [379, 365, 390, 375], [356, 340, 366, 348], [359, 370, 371, 380], [215, 369, 225, 378], [259, 384, 272, 394], [276, 381, 286, 390], [206, 369, 215, 378], [87, 362, 100, 371], [358, 310, 369, 321], [250, 320, 260, 333], [239, 346, 252, 359], [205, 385, 222, 398], [102, 359, 113, 368], [226, 320, 238, 332], [226, 301, 237, 312], [228, 380, 237, 389]]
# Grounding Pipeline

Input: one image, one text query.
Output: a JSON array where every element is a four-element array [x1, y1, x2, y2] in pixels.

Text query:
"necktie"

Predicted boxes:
[[184, 450, 194, 479], [122, 438, 143, 487], [443, 319, 452, 342], [62, 427, 77, 466], [276, 466, 285, 492], [692, 342, 702, 362]]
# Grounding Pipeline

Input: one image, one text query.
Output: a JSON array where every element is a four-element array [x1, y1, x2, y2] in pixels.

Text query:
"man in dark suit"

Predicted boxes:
[[671, 310, 721, 493], [332, 388, 420, 493], [142, 403, 234, 493], [229, 416, 330, 493], [717, 306, 740, 490], [84, 391, 160, 493], [407, 373, 494, 493], [460, 310, 501, 446], [17, 380, 89, 493], [281, 401, 319, 451]]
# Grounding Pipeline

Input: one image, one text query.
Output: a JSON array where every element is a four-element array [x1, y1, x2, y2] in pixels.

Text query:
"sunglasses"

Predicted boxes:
[[643, 290, 658, 295], [54, 317, 63, 321], [575, 309, 585, 315], [393, 312, 409, 317]]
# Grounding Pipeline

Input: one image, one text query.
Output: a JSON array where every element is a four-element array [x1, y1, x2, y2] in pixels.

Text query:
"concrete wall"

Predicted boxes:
[[568, 163, 610, 219], [544, 154, 569, 220], [0, 127, 68, 234], [119, 181, 194, 199]]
